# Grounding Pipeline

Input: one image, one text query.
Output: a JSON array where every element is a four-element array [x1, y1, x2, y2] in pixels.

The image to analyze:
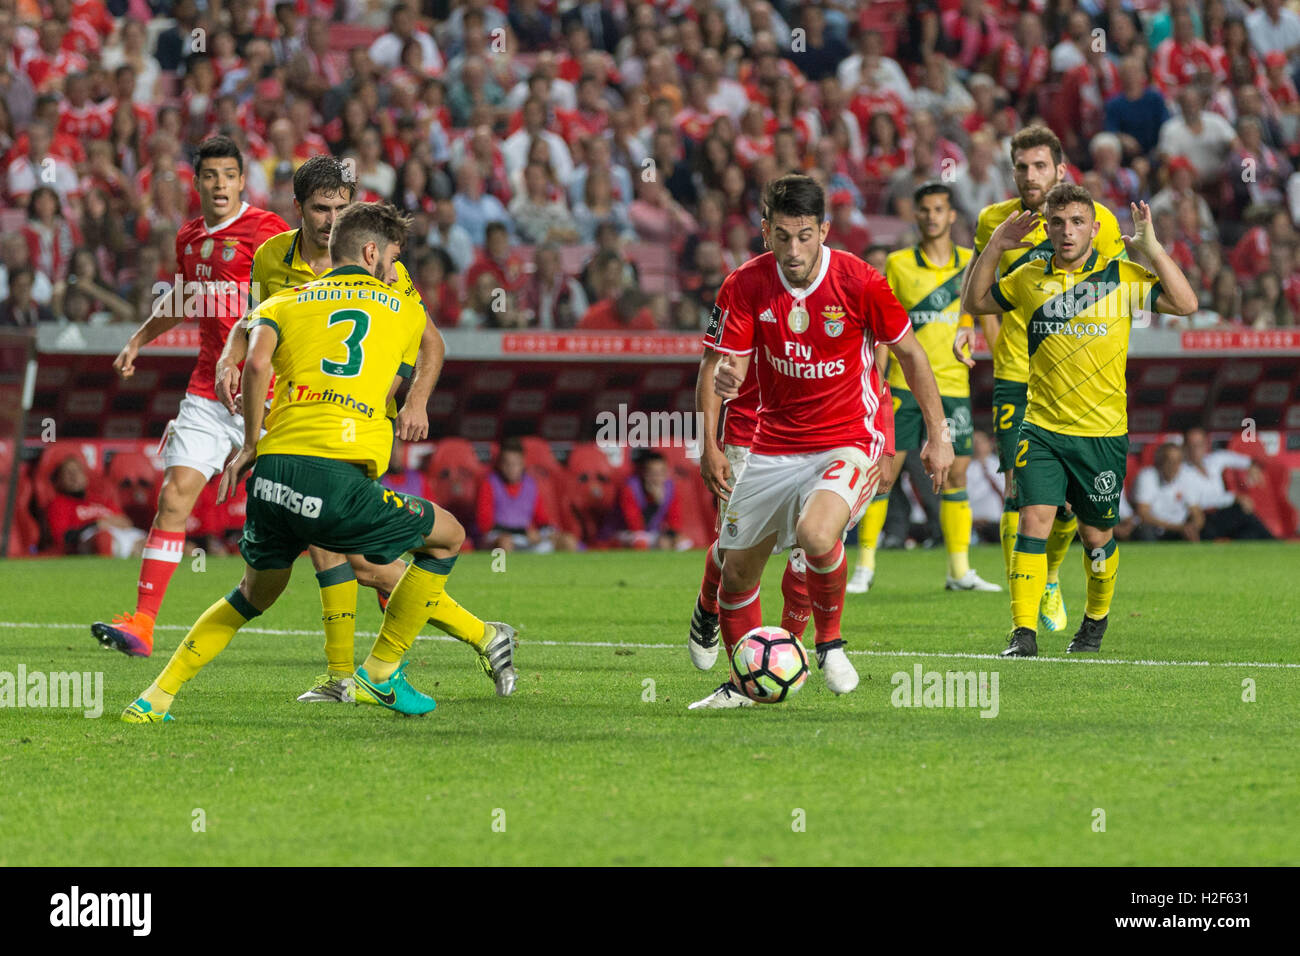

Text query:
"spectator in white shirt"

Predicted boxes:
[[1246, 0, 1300, 69], [369, 4, 443, 74], [1157, 87, 1239, 186], [502, 97, 575, 185], [966, 430, 1004, 543], [1051, 10, 1092, 75], [1133, 442, 1205, 541], [1179, 427, 1274, 539], [426, 197, 475, 275], [837, 29, 914, 106]]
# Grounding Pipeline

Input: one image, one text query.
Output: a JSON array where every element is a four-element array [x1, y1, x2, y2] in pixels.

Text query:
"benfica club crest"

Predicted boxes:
[[199, 238, 215, 259], [822, 305, 846, 337], [222, 239, 239, 262]]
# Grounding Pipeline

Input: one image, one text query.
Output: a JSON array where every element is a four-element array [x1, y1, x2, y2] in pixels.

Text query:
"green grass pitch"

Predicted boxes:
[[2, 543, 1297, 866]]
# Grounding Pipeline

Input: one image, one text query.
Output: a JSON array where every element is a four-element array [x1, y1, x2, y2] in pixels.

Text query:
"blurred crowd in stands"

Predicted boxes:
[[1, 0, 1299, 333]]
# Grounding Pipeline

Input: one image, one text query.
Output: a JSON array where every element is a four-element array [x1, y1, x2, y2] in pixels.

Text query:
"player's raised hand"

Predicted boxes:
[[1121, 201, 1160, 259], [215, 359, 242, 416], [952, 326, 978, 369], [919, 436, 954, 495], [112, 340, 139, 380], [714, 354, 741, 401], [217, 445, 256, 504], [395, 403, 429, 441], [989, 209, 1038, 253], [700, 442, 734, 501]]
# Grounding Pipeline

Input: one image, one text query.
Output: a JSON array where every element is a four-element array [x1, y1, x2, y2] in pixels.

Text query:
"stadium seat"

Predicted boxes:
[[105, 450, 161, 530], [1223, 462, 1297, 539], [564, 443, 621, 545], [33, 444, 104, 513], [521, 435, 563, 482], [426, 438, 486, 542]]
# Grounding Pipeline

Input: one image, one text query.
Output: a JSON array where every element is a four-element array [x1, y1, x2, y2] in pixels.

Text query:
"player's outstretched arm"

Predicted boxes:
[[218, 324, 275, 503], [396, 314, 444, 442], [696, 347, 733, 500], [889, 328, 953, 493], [962, 210, 1037, 317], [112, 286, 188, 379], [215, 319, 251, 415], [1122, 201, 1198, 317]]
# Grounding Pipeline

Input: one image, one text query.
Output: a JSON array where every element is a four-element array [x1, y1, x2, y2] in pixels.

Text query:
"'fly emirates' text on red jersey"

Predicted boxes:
[[705, 248, 909, 458], [175, 202, 289, 401]]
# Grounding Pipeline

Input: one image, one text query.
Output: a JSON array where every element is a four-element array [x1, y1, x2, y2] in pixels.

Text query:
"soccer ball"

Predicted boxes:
[[731, 626, 810, 703]]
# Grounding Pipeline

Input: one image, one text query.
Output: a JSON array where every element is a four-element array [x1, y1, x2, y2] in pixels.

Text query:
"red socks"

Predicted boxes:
[[717, 584, 761, 657], [804, 542, 847, 646], [136, 528, 185, 620], [698, 540, 723, 615], [780, 556, 810, 639]]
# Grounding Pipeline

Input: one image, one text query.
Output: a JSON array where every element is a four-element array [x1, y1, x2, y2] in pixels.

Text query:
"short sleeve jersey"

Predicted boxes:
[[884, 245, 973, 398], [706, 248, 910, 459], [992, 250, 1160, 437], [247, 266, 425, 478], [974, 197, 1127, 384]]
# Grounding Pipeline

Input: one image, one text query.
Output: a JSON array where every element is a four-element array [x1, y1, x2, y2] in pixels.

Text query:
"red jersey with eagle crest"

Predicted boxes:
[[705, 248, 908, 459], [174, 202, 289, 401]]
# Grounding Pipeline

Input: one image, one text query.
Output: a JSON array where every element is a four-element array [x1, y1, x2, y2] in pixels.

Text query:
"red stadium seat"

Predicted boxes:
[[33, 444, 105, 513], [564, 443, 620, 545], [426, 438, 485, 541]]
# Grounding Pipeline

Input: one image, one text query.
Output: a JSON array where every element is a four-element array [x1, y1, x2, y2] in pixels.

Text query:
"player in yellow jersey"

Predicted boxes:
[[122, 203, 518, 722], [848, 182, 1002, 594], [215, 157, 514, 701], [954, 126, 1129, 634], [963, 186, 1196, 657]]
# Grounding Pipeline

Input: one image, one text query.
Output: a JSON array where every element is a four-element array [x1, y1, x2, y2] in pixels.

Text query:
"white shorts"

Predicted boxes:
[[724, 444, 750, 483], [161, 393, 245, 479], [719, 446, 881, 552]]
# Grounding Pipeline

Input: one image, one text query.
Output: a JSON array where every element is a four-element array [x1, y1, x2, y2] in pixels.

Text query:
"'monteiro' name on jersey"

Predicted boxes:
[[706, 248, 910, 458]]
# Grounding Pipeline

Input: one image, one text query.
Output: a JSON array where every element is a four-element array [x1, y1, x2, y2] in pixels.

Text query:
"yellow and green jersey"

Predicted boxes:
[[974, 197, 1127, 384], [991, 250, 1161, 438], [884, 244, 973, 398], [247, 265, 425, 478], [251, 228, 426, 419]]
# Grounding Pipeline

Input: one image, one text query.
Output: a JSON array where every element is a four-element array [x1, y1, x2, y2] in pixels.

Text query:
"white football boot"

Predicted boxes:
[[944, 569, 1003, 592], [815, 640, 860, 694], [687, 682, 755, 710], [845, 565, 874, 594]]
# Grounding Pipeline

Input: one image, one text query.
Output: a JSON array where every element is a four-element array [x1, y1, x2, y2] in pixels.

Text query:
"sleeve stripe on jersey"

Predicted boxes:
[[250, 316, 280, 337], [880, 324, 909, 346], [703, 340, 754, 357], [990, 284, 1014, 313], [1145, 282, 1162, 312], [398, 361, 415, 379]]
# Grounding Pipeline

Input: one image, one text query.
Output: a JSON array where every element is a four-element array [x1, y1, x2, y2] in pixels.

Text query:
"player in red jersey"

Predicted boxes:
[[689, 176, 952, 709], [91, 136, 289, 657]]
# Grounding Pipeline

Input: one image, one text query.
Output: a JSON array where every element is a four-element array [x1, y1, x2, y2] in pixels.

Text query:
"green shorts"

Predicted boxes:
[[239, 454, 435, 570], [892, 387, 973, 457], [1015, 422, 1128, 529], [991, 378, 1028, 473]]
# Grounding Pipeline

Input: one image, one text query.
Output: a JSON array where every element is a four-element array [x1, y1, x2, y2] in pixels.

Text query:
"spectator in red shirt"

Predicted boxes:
[[476, 437, 570, 552], [578, 284, 658, 331], [45, 455, 144, 557], [466, 221, 528, 296], [826, 190, 872, 257], [614, 452, 681, 550], [1230, 207, 1296, 282], [415, 247, 463, 329], [23, 186, 79, 284], [1153, 7, 1221, 95]]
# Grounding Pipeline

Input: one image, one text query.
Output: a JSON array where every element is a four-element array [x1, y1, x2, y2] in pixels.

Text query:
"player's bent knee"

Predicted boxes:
[[156, 467, 206, 521], [422, 505, 465, 555]]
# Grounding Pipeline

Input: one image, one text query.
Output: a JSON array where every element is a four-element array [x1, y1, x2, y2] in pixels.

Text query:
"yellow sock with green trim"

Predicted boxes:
[[148, 588, 260, 707], [316, 564, 358, 675], [940, 487, 972, 578], [1083, 537, 1119, 619], [857, 493, 888, 571], [1046, 511, 1077, 584], [1009, 534, 1047, 630], [364, 554, 455, 681], [427, 591, 489, 651], [999, 509, 1019, 581]]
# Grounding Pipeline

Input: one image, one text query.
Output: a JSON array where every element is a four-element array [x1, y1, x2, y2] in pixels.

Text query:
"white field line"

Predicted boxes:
[[4, 621, 1298, 670]]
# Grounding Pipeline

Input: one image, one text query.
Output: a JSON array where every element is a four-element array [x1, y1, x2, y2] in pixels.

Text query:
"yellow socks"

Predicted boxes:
[[1009, 534, 1047, 630], [940, 487, 972, 579], [152, 588, 260, 703], [427, 591, 489, 652], [1046, 512, 1077, 584], [1084, 537, 1119, 619], [857, 493, 888, 571], [364, 554, 456, 681], [999, 509, 1019, 581], [316, 564, 358, 676]]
